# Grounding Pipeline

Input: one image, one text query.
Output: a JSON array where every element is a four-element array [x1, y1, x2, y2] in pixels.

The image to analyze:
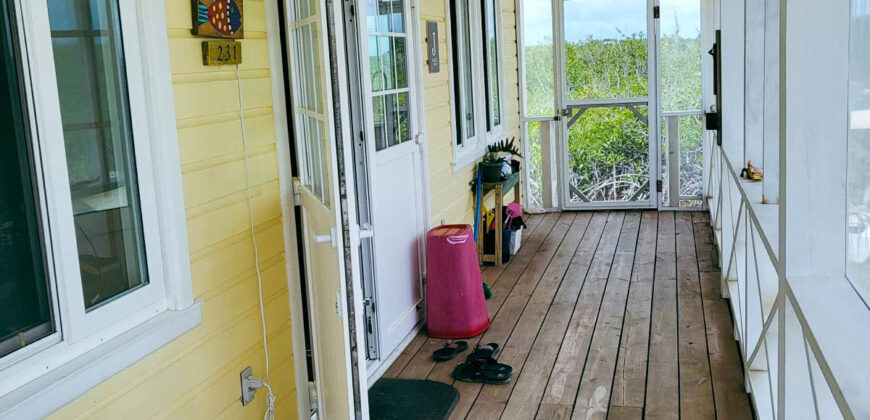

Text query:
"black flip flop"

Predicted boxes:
[[452, 360, 511, 385], [467, 343, 500, 360], [432, 340, 468, 361]]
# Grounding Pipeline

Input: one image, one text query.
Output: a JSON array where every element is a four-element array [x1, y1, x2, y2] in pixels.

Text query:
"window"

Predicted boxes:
[[49, 0, 149, 311], [449, 0, 505, 168], [847, 0, 870, 301], [366, 0, 412, 152], [0, 1, 196, 416], [289, 1, 331, 206], [0, 1, 54, 359]]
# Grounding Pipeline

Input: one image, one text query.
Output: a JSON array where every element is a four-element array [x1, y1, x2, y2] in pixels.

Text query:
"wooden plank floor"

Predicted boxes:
[[382, 211, 753, 420]]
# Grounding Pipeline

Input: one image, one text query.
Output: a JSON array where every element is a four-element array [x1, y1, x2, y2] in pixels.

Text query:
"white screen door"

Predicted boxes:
[[285, 0, 355, 418], [556, 0, 659, 209]]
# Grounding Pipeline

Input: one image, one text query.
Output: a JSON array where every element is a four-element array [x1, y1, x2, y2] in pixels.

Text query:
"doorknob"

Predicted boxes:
[[312, 227, 338, 248]]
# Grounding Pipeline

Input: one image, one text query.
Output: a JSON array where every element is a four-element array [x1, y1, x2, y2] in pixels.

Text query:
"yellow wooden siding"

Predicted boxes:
[[48, 1, 297, 419], [420, 0, 522, 227]]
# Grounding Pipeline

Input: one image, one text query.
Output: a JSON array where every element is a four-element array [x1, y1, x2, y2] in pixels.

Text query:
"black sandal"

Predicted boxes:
[[469, 356, 513, 374], [452, 360, 511, 384], [432, 340, 468, 361], [467, 343, 500, 360]]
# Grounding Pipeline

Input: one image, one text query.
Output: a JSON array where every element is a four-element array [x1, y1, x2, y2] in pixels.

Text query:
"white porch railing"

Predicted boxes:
[[706, 139, 849, 420]]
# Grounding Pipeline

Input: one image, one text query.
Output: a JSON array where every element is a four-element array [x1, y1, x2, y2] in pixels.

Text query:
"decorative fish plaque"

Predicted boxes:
[[192, 0, 244, 39]]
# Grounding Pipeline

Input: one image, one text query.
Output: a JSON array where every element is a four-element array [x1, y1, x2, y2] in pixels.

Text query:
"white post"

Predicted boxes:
[[721, 0, 746, 166], [762, 0, 780, 204]]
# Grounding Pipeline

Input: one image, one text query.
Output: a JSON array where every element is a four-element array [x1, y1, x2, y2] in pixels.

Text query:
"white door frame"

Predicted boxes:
[[554, 0, 661, 210]]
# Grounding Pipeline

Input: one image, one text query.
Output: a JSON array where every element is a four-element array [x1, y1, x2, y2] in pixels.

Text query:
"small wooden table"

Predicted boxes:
[[477, 172, 521, 266]]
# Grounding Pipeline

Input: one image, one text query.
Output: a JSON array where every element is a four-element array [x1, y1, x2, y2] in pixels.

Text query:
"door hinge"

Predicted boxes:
[[656, 180, 663, 193], [307, 381, 319, 418], [292, 177, 303, 206], [654, 6, 660, 18]]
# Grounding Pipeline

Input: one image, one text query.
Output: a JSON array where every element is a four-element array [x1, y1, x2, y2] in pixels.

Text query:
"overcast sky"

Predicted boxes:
[[522, 0, 701, 45]]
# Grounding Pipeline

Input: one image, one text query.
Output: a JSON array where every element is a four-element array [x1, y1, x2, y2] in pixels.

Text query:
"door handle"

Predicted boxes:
[[359, 223, 374, 240], [312, 227, 338, 248]]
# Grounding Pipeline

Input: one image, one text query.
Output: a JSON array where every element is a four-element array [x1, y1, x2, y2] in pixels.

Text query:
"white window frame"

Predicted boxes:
[[0, 1, 199, 418], [448, 0, 507, 171]]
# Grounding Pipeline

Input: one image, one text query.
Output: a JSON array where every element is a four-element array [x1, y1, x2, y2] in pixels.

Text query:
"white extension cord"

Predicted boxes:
[[236, 64, 276, 420]]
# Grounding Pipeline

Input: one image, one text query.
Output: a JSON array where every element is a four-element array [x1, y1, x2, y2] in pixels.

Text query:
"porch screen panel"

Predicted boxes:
[[290, 4, 331, 207], [659, 0, 703, 207], [47, 0, 149, 310], [521, 0, 554, 118], [847, 0, 870, 299], [367, 0, 412, 151], [0, 0, 55, 358], [562, 0, 648, 101]]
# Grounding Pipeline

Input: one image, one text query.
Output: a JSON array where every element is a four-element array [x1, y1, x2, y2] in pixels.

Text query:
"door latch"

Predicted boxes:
[[292, 177, 302, 206]]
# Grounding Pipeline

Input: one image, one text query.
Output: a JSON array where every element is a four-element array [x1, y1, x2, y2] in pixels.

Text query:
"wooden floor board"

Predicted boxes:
[[376, 211, 752, 420], [609, 211, 658, 411], [675, 212, 716, 419], [644, 212, 680, 420]]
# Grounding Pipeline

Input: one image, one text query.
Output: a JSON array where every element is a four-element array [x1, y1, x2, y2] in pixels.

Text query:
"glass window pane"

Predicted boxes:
[[368, 0, 404, 33], [373, 94, 387, 150], [48, 0, 148, 310], [562, 0, 649, 100], [487, 0, 501, 127], [0, 3, 54, 358], [450, 0, 476, 145], [521, 0, 554, 117], [847, 0, 870, 298]]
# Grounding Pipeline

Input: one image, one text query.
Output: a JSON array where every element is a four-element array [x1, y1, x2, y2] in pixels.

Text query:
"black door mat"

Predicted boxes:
[[368, 378, 459, 420]]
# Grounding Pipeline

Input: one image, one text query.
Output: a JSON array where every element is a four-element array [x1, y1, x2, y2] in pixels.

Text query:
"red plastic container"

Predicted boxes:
[[426, 225, 490, 338]]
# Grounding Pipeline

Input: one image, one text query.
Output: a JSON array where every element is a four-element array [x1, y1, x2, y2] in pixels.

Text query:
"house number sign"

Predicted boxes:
[[202, 40, 242, 65]]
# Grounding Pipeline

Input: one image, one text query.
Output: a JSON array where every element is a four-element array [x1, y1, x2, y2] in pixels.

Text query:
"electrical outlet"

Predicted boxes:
[[240, 366, 255, 406]]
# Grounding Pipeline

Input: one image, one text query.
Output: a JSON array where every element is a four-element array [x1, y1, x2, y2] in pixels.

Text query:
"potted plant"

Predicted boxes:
[[479, 153, 506, 182], [487, 137, 522, 174]]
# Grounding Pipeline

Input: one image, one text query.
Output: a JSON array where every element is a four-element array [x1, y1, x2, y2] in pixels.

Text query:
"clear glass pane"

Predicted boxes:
[[0, 6, 54, 357], [48, 0, 148, 310], [369, 35, 407, 92], [486, 0, 501, 127], [450, 0, 476, 144], [367, 0, 404, 33], [660, 0, 703, 112], [373, 94, 387, 150], [373, 92, 411, 151], [566, 106, 650, 203], [521, 0, 554, 117], [847, 0, 870, 298], [562, 0, 649, 100]]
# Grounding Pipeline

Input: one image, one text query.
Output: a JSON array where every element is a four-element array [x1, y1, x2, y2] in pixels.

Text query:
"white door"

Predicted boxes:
[[358, 0, 427, 363], [285, 0, 356, 418]]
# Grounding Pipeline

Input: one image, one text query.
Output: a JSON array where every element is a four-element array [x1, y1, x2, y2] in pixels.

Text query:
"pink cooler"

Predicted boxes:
[[426, 225, 490, 338]]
